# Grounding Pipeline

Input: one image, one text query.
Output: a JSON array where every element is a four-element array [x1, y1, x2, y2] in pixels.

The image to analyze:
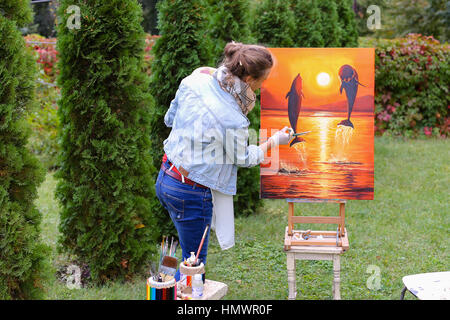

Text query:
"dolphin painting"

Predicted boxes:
[[286, 74, 305, 147], [338, 65, 365, 128]]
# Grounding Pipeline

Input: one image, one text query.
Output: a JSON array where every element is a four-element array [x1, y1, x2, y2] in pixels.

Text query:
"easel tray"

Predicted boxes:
[[284, 227, 349, 251]]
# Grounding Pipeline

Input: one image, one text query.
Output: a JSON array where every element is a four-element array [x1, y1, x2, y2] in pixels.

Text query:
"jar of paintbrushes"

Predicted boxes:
[[178, 225, 209, 299], [179, 252, 205, 293], [147, 236, 179, 300]]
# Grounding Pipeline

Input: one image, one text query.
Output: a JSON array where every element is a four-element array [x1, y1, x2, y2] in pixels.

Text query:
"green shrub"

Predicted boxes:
[[317, 0, 342, 47], [0, 0, 48, 299], [207, 0, 254, 64], [360, 34, 449, 137], [252, 0, 296, 47], [56, 0, 158, 283], [336, 0, 359, 47], [292, 0, 324, 47]]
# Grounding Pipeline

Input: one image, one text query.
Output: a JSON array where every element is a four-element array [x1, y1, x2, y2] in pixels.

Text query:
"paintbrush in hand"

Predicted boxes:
[[293, 131, 311, 136]]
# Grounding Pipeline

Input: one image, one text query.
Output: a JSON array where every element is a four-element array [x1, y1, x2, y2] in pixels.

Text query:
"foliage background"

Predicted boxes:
[[12, 0, 449, 295]]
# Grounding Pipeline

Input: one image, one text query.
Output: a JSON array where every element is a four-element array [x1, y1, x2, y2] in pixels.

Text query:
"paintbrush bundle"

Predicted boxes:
[[156, 236, 178, 282], [160, 256, 177, 279]]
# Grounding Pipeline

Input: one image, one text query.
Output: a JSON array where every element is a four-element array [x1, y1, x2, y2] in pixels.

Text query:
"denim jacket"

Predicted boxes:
[[163, 70, 264, 195]]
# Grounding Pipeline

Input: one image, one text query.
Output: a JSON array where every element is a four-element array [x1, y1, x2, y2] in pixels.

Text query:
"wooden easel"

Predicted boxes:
[[284, 199, 349, 251], [284, 198, 350, 299]]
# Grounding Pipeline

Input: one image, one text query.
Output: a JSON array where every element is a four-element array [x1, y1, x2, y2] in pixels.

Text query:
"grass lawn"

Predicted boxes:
[[36, 137, 449, 300]]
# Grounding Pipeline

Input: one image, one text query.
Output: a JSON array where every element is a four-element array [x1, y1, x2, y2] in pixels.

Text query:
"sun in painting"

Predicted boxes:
[[316, 72, 331, 87]]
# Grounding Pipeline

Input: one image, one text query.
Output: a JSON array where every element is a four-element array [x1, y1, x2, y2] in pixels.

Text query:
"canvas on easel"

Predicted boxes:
[[260, 48, 375, 200]]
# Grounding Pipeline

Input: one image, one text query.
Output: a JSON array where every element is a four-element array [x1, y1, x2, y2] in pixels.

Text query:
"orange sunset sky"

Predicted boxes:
[[261, 48, 375, 110]]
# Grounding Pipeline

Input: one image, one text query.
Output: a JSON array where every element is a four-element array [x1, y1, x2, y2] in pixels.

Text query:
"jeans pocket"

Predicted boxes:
[[203, 193, 213, 218], [163, 192, 185, 220]]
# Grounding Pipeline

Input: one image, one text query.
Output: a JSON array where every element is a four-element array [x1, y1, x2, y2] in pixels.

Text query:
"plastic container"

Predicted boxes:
[[191, 273, 204, 298]]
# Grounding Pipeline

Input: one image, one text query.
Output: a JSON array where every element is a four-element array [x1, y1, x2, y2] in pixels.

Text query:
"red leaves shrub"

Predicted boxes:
[[24, 34, 159, 81], [361, 34, 449, 138], [24, 34, 58, 83], [144, 34, 160, 76]]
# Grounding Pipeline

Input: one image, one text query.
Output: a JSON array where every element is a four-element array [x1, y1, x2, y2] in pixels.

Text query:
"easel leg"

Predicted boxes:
[[287, 252, 296, 300], [332, 254, 341, 300], [288, 202, 294, 236], [339, 202, 345, 236]]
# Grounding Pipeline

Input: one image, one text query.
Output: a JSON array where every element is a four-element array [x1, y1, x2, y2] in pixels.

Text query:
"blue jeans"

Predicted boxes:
[[155, 161, 213, 281]]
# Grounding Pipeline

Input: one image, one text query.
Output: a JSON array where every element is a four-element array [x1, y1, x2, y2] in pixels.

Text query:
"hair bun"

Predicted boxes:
[[221, 41, 273, 81], [224, 41, 243, 59]]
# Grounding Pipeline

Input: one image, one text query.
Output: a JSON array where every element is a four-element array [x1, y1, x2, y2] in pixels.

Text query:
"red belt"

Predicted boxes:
[[161, 160, 208, 189]]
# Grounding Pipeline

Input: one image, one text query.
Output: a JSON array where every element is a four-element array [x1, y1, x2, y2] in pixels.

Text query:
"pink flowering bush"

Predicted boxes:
[[24, 34, 159, 82], [361, 34, 449, 138], [143, 34, 160, 76], [24, 34, 58, 83]]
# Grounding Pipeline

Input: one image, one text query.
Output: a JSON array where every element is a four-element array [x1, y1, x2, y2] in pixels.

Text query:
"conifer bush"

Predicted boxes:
[[317, 0, 342, 47], [336, 0, 359, 47], [207, 0, 254, 64], [56, 0, 158, 282], [252, 0, 296, 47], [292, 0, 325, 47], [148, 0, 212, 234], [0, 0, 48, 299]]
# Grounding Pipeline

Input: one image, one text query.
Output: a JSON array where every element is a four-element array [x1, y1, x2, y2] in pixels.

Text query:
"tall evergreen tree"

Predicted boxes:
[[253, 0, 296, 47], [336, 0, 359, 47], [0, 0, 48, 299], [207, 0, 254, 64], [56, 0, 158, 283], [207, 0, 262, 217], [148, 0, 213, 235], [317, 0, 342, 47], [292, 0, 325, 47]]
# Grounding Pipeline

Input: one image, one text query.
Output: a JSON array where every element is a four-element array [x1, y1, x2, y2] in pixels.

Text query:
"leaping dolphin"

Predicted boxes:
[[338, 65, 365, 128], [286, 74, 305, 147]]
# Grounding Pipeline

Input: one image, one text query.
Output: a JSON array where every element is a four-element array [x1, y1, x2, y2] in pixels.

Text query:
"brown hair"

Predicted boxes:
[[222, 42, 273, 81]]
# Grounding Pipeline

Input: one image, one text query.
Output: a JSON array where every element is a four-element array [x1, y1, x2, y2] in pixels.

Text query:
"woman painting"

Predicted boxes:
[[155, 42, 293, 282]]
